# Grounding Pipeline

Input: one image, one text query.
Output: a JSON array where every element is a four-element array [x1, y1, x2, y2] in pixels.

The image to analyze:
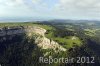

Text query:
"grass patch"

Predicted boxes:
[[84, 29, 98, 36], [45, 29, 82, 49], [53, 36, 82, 49]]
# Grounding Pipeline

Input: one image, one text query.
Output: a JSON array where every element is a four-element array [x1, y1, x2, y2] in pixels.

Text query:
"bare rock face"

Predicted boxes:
[[26, 26, 46, 36], [35, 36, 66, 52], [31, 26, 66, 52], [0, 26, 46, 36]]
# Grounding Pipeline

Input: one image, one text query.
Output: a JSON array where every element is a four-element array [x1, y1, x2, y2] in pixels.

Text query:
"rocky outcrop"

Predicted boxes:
[[26, 26, 46, 36], [35, 36, 66, 51], [0, 26, 25, 36], [27, 26, 67, 52]]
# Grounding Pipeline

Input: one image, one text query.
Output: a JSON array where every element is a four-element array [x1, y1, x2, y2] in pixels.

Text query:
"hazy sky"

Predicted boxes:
[[0, 0, 100, 20]]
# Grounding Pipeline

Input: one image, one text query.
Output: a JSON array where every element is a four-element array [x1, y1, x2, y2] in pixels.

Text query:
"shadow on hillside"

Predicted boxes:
[[0, 27, 44, 66]]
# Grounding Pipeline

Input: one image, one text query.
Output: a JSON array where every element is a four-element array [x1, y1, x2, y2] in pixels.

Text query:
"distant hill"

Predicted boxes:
[[46, 19, 100, 23]]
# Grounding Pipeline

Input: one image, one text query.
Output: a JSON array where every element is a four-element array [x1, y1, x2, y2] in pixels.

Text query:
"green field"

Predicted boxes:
[[84, 29, 99, 36], [52, 36, 82, 49]]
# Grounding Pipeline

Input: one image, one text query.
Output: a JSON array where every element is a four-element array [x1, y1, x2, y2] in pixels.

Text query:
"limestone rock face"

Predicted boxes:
[[26, 26, 46, 36], [0, 26, 46, 36], [35, 36, 66, 51], [32, 26, 66, 52]]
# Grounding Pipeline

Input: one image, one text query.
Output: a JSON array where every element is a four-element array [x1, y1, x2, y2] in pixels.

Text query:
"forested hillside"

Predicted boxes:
[[0, 21, 100, 66]]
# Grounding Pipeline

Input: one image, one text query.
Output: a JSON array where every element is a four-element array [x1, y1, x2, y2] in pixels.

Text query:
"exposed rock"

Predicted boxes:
[[33, 27, 66, 52], [26, 26, 46, 36], [72, 36, 77, 40]]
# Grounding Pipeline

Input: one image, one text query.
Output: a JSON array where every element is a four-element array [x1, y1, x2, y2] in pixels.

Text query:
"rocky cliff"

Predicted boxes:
[[26, 26, 66, 52]]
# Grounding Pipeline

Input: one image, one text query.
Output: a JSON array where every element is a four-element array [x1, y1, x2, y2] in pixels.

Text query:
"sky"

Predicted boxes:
[[0, 0, 100, 21]]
